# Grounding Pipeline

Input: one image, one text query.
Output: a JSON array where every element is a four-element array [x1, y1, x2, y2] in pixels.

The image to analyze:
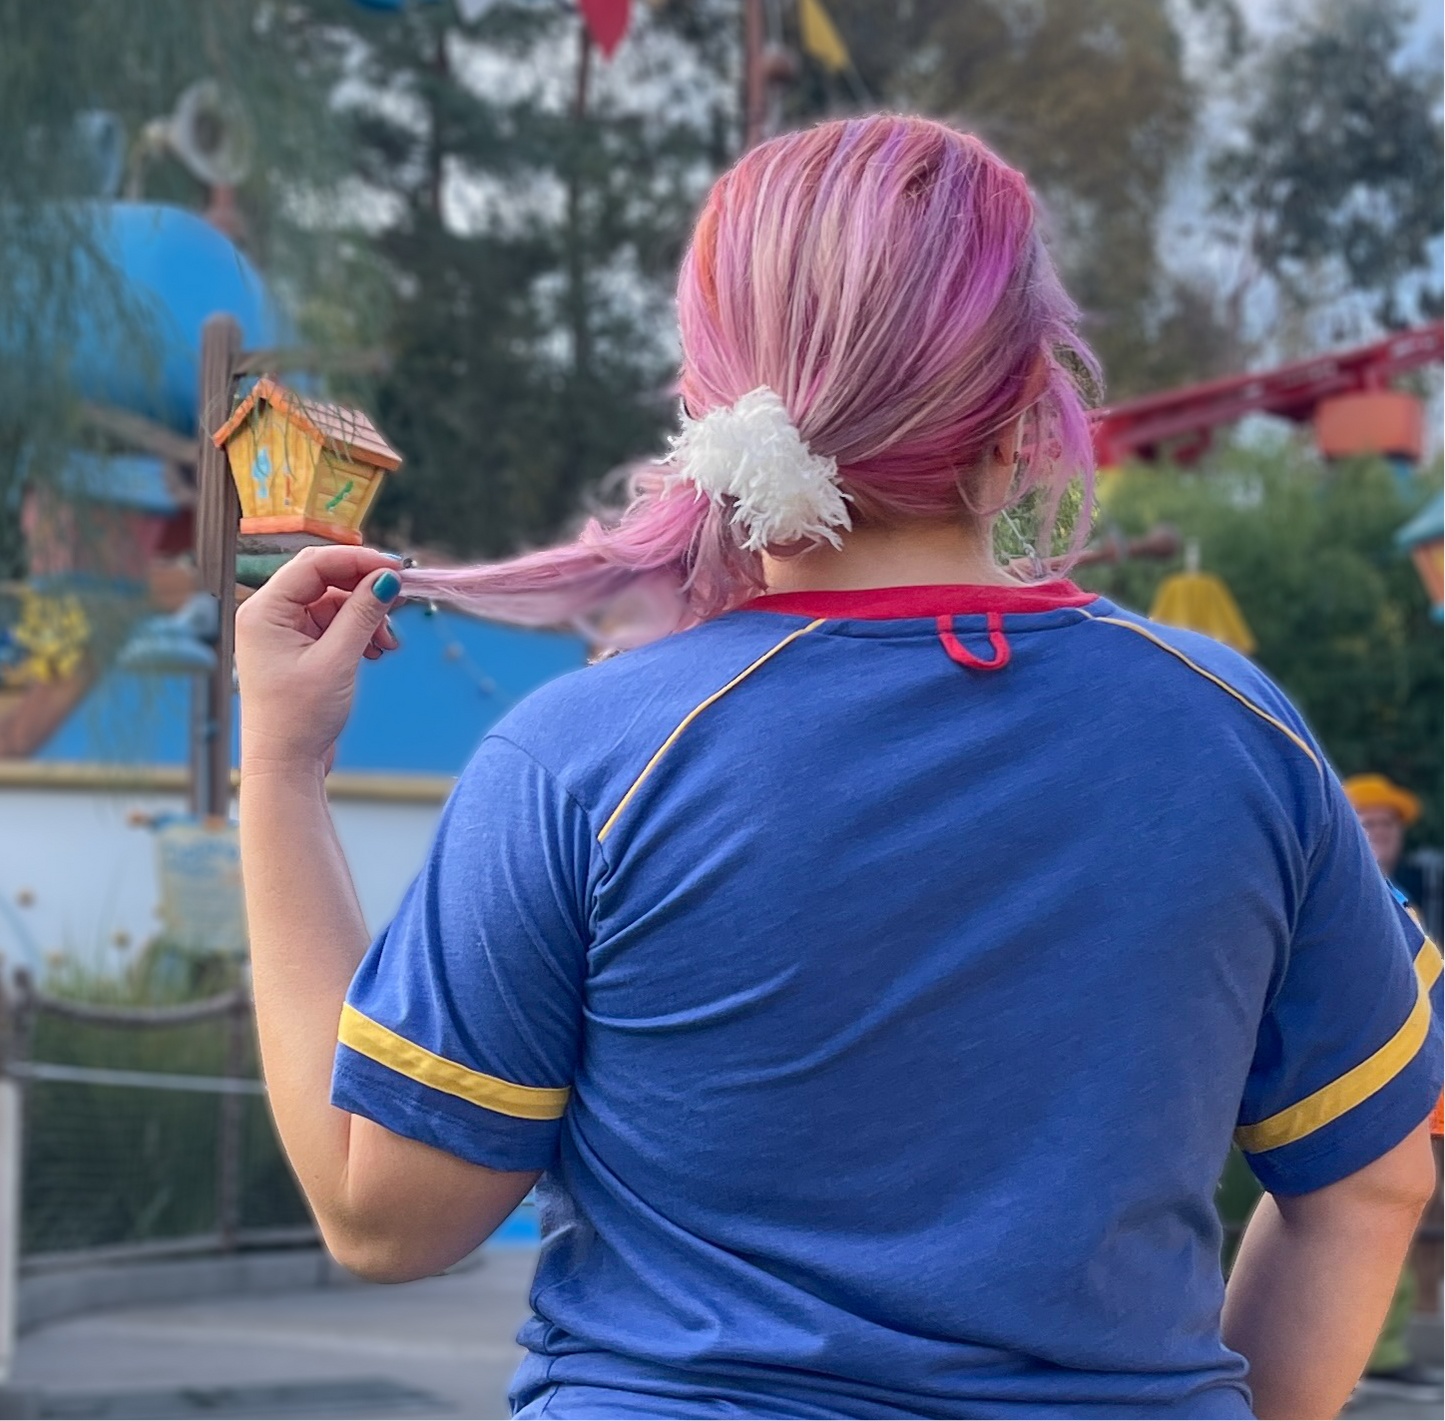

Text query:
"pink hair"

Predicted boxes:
[[402, 116, 1099, 643]]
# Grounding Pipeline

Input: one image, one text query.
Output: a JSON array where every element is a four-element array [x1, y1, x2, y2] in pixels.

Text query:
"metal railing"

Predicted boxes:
[[0, 970, 314, 1380]]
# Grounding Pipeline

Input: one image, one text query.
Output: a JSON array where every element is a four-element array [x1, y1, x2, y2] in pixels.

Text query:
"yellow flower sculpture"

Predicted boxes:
[[9, 589, 91, 684]]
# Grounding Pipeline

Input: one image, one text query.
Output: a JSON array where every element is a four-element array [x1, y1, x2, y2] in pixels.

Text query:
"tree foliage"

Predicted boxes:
[[1080, 446, 1443, 843], [1211, 0, 1444, 329], [796, 0, 1241, 400], [334, 0, 735, 558], [0, 0, 383, 573]]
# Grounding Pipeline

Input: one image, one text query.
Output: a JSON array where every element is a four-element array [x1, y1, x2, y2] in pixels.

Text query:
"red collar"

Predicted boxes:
[[740, 581, 1096, 619]]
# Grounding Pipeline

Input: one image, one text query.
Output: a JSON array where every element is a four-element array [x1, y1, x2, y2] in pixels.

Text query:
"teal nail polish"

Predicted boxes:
[[374, 570, 401, 603]]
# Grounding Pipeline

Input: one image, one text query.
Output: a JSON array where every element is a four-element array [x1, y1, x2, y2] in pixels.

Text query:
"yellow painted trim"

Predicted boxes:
[[0, 760, 453, 804], [326, 772, 454, 804], [0, 761, 191, 793], [597, 618, 826, 843], [338, 1004, 570, 1121], [1236, 938, 1443, 1154], [1079, 612, 1321, 773]]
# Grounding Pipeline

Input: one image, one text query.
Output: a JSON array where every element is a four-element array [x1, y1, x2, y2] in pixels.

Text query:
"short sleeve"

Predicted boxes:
[[1237, 773, 1443, 1195], [331, 735, 592, 1172]]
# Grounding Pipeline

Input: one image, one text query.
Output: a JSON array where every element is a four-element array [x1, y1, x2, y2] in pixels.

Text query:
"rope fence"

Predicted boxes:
[[0, 970, 313, 1271]]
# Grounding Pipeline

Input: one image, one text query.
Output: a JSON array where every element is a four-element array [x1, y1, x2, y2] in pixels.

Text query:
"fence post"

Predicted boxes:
[[0, 972, 32, 1386], [0, 1075, 19, 1385], [214, 998, 248, 1253]]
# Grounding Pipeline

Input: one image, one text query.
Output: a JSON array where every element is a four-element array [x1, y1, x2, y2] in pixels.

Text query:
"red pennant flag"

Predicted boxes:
[[579, 0, 630, 56]]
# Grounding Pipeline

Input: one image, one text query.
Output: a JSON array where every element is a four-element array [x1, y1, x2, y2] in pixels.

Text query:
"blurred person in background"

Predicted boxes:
[[236, 117, 1441, 1421], [1342, 772, 1445, 1384], [1346, 780, 1427, 913]]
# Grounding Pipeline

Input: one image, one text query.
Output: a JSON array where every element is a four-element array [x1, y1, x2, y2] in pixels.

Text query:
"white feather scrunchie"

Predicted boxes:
[[665, 387, 852, 553]]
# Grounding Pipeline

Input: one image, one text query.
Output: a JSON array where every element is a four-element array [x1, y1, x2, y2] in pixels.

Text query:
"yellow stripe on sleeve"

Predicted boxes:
[[338, 1004, 571, 1121], [1235, 938, 1443, 1154]]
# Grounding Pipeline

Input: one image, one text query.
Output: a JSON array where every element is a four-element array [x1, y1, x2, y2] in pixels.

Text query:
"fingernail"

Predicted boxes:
[[374, 571, 401, 603], [383, 552, 405, 563]]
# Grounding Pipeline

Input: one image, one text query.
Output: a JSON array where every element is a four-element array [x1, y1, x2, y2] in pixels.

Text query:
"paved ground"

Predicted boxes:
[[6, 1247, 1442, 1419], [5, 1247, 537, 1420], [1346, 1393, 1445, 1416]]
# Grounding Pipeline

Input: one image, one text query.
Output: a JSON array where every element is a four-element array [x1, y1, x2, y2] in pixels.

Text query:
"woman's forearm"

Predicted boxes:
[[1223, 1130, 1435, 1420], [232, 553, 538, 1283], [240, 759, 370, 1224]]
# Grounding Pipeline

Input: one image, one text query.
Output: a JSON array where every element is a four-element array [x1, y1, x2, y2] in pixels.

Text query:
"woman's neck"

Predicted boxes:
[[760, 518, 1014, 594]]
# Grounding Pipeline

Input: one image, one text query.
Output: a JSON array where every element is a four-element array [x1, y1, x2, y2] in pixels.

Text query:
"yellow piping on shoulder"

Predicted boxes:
[[1077, 610, 1321, 774], [597, 618, 826, 843]]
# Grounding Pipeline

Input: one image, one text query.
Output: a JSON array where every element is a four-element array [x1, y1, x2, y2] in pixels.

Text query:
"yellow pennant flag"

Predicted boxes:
[[800, 0, 850, 73]]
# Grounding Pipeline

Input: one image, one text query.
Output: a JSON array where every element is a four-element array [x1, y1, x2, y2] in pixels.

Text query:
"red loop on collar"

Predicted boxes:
[[937, 611, 1011, 671]]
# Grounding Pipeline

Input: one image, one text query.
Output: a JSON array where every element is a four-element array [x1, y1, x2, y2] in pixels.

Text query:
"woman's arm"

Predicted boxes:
[[1222, 1120, 1437, 1420], [236, 547, 537, 1281]]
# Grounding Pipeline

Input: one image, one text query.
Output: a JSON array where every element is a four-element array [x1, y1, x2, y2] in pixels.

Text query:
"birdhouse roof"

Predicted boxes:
[[212, 377, 402, 471]]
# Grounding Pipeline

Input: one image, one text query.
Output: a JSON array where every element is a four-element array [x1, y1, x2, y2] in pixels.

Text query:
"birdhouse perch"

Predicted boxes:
[[211, 377, 401, 545]]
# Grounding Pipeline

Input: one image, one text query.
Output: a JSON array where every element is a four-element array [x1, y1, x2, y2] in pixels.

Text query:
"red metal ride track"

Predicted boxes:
[[1091, 322, 1444, 467]]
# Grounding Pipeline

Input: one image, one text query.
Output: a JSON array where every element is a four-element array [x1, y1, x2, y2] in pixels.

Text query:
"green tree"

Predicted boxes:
[[792, 0, 1242, 399], [1081, 445, 1443, 843], [1211, 0, 1444, 329], [0, 0, 384, 575], [333, 0, 735, 559]]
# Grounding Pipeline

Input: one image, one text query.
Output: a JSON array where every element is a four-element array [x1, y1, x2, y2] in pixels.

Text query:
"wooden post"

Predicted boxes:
[[193, 315, 242, 822], [743, 0, 765, 151]]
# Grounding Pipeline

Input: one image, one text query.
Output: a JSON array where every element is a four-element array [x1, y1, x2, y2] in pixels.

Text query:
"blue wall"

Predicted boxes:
[[38, 604, 587, 775]]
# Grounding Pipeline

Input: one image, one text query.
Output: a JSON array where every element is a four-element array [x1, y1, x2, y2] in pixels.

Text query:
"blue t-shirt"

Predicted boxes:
[[333, 582, 1443, 1421]]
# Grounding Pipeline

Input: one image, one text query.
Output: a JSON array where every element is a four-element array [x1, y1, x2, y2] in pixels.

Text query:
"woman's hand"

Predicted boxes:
[[235, 545, 402, 776]]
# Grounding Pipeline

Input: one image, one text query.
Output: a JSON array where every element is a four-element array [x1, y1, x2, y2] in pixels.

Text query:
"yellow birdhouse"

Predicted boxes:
[[211, 377, 402, 546]]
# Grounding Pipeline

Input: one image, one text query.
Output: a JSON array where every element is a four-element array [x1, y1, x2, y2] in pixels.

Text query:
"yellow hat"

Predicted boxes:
[[1342, 774, 1421, 826]]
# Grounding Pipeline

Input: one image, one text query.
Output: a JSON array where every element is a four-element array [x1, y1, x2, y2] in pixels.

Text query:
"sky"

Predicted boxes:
[[1235, 0, 1440, 52]]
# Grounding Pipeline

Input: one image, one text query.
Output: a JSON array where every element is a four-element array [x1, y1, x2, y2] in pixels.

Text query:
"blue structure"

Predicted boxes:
[[38, 604, 586, 776], [49, 203, 288, 434], [27, 451, 182, 594], [54, 451, 179, 514]]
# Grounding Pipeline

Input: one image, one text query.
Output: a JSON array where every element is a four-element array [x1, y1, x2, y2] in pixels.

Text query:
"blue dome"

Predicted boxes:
[[61, 203, 289, 435]]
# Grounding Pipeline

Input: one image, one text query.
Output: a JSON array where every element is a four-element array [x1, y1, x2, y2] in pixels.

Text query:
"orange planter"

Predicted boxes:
[[1314, 392, 1423, 462]]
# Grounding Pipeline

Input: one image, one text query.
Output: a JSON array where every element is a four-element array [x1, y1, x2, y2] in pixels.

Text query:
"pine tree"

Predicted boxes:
[[333, 0, 737, 560]]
